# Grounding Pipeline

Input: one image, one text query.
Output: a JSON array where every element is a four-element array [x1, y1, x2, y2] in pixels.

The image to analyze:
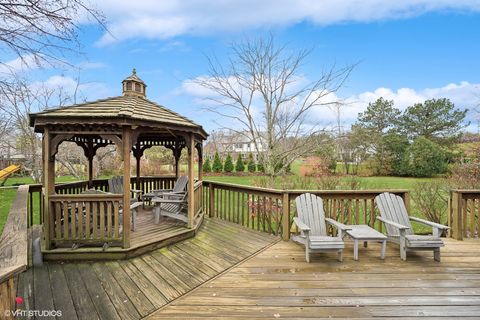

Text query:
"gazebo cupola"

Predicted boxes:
[[122, 68, 147, 98]]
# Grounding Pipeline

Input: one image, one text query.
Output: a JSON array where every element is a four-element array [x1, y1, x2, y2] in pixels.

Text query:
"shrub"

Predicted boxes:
[[412, 181, 448, 224], [314, 175, 340, 190], [224, 153, 234, 173], [247, 153, 256, 173], [202, 158, 212, 173], [402, 137, 448, 177], [450, 162, 480, 189], [235, 155, 245, 172], [212, 152, 223, 173], [257, 163, 265, 173]]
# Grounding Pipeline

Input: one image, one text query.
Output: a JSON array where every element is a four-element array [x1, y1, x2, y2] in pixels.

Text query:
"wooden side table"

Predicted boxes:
[[346, 225, 388, 260]]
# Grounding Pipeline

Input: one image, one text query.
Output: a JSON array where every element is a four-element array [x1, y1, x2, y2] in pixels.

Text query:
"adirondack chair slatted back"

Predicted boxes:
[[295, 193, 327, 236], [108, 176, 123, 194], [375, 192, 413, 236], [173, 176, 188, 193]]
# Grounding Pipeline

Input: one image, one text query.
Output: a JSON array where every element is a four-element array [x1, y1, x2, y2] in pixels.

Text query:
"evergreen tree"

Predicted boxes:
[[247, 153, 256, 173], [224, 153, 234, 172], [398, 98, 468, 144], [212, 152, 223, 173], [202, 158, 212, 173], [235, 154, 245, 172], [257, 163, 265, 173]]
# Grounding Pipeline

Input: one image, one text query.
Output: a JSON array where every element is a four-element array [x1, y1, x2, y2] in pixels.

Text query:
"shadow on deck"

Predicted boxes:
[[16, 218, 279, 319]]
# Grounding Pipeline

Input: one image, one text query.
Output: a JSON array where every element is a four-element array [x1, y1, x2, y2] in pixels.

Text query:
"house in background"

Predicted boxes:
[[204, 130, 266, 161]]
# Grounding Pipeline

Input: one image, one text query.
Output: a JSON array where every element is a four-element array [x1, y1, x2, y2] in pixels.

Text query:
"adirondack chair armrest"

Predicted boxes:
[[152, 197, 185, 204], [409, 216, 449, 230], [154, 199, 185, 204], [130, 202, 143, 210], [131, 189, 143, 194], [293, 217, 310, 233], [152, 188, 174, 193], [376, 216, 410, 230], [325, 218, 350, 231]]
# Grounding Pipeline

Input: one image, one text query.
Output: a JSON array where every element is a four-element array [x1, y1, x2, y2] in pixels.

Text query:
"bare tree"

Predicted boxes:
[[195, 35, 354, 176], [0, 74, 86, 181], [0, 0, 105, 70]]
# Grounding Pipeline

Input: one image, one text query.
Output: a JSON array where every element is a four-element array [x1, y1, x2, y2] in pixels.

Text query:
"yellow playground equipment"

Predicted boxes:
[[0, 164, 20, 186]]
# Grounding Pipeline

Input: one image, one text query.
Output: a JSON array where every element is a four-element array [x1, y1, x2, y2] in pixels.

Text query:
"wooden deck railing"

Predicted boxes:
[[203, 181, 410, 240], [0, 185, 29, 318], [450, 190, 480, 240]]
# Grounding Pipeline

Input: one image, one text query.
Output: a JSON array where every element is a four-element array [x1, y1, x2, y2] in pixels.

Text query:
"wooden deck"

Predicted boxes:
[[15, 218, 278, 319], [150, 238, 480, 319], [42, 207, 203, 260]]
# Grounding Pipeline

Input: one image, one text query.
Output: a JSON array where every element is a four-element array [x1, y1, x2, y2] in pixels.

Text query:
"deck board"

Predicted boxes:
[[16, 218, 278, 319], [149, 238, 480, 319]]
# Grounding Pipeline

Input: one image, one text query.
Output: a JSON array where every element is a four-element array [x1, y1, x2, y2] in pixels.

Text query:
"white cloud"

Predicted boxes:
[[310, 81, 480, 127], [31, 75, 111, 106], [0, 54, 44, 75], [93, 0, 480, 45], [180, 76, 480, 130]]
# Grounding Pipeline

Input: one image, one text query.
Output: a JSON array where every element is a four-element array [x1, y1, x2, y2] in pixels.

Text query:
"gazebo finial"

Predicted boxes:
[[132, 68, 136, 75]]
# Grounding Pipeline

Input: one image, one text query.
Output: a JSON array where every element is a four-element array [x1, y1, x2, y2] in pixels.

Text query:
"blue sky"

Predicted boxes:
[[10, 1, 480, 132]]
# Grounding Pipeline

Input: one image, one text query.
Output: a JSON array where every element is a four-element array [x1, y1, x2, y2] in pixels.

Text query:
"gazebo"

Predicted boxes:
[[29, 69, 207, 258]]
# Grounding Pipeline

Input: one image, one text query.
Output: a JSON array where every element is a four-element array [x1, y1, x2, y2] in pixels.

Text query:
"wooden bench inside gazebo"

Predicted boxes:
[[29, 69, 207, 260]]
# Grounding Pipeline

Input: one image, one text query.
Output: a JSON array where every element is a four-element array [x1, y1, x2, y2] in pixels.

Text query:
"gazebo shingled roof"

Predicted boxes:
[[29, 94, 207, 137]]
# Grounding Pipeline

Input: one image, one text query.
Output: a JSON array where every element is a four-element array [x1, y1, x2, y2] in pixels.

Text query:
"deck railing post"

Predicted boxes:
[[282, 192, 290, 240], [209, 183, 215, 218], [451, 191, 463, 240]]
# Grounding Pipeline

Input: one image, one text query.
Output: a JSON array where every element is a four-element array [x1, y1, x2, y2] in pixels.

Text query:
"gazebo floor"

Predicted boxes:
[[17, 218, 279, 319], [42, 207, 203, 260]]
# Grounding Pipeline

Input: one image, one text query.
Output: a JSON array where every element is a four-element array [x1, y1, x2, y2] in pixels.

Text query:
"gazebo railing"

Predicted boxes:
[[134, 176, 177, 194], [26, 176, 186, 249], [49, 194, 124, 246], [193, 181, 203, 221]]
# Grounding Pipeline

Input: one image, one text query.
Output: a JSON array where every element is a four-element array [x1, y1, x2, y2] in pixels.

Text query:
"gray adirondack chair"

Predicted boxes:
[[108, 176, 143, 200], [292, 193, 350, 262], [143, 176, 188, 205], [375, 192, 449, 261], [151, 192, 188, 224], [153, 175, 188, 196]]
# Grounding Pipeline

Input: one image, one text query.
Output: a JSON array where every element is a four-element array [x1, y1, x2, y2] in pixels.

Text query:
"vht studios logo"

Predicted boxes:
[[4, 296, 63, 318]]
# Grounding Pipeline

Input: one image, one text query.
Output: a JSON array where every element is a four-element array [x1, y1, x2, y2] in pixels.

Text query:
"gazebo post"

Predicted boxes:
[[87, 151, 94, 188], [197, 143, 203, 181], [122, 126, 132, 248], [187, 133, 195, 228], [135, 141, 142, 193], [174, 140, 180, 178], [43, 127, 55, 250]]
